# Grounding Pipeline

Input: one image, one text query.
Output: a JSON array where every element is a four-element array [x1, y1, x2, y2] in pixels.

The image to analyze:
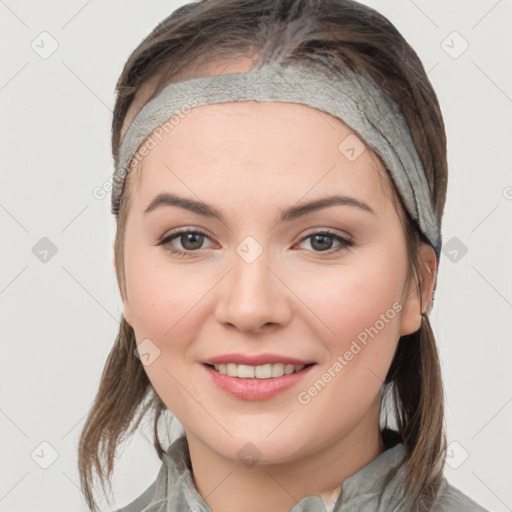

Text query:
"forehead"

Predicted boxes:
[[125, 100, 396, 219]]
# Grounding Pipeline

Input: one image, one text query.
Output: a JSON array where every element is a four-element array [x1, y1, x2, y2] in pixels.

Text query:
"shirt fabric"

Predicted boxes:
[[113, 435, 489, 512]]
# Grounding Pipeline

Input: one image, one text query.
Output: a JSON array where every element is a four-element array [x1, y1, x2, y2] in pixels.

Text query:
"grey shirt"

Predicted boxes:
[[113, 436, 489, 512]]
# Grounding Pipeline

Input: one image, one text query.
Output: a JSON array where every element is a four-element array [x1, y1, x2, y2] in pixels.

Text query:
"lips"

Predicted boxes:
[[201, 353, 316, 400]]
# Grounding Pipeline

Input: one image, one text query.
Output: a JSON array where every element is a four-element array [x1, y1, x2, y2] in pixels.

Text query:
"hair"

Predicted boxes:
[[78, 1, 448, 510]]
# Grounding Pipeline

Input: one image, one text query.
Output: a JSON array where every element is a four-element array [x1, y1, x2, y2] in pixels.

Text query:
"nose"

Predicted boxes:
[[214, 248, 293, 335]]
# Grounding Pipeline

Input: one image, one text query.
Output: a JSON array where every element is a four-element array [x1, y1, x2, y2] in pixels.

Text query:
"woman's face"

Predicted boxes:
[[120, 98, 434, 465]]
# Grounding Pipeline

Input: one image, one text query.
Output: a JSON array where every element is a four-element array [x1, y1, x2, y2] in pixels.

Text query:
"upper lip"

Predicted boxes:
[[201, 353, 315, 366]]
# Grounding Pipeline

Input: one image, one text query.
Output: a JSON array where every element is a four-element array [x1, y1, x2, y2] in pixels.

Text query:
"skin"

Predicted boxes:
[[117, 60, 436, 512]]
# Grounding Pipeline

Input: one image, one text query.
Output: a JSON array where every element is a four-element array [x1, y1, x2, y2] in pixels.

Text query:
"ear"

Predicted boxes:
[[122, 297, 134, 327], [113, 243, 134, 327], [399, 243, 437, 336]]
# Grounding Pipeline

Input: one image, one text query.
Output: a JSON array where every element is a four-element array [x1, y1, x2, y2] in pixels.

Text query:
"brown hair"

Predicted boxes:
[[78, 1, 448, 510]]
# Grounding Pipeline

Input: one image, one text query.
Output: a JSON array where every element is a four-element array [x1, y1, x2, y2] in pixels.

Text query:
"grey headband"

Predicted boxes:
[[113, 61, 441, 260]]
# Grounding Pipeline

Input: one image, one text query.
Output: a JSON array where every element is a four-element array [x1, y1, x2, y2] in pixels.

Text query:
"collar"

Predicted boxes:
[[156, 434, 410, 512]]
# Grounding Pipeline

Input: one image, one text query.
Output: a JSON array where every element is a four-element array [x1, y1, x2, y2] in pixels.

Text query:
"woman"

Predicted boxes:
[[78, 1, 489, 510]]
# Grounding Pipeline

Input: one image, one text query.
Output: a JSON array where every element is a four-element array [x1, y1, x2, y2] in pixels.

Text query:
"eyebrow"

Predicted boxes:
[[144, 192, 377, 222]]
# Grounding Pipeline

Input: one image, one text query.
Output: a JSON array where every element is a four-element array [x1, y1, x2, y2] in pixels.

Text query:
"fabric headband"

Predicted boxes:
[[112, 61, 442, 260]]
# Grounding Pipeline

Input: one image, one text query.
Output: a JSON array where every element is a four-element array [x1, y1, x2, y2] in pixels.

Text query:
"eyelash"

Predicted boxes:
[[157, 228, 354, 258]]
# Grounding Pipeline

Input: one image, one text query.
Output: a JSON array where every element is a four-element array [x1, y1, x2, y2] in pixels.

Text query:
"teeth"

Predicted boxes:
[[212, 362, 307, 378], [271, 363, 284, 377], [238, 364, 255, 378], [227, 363, 238, 377]]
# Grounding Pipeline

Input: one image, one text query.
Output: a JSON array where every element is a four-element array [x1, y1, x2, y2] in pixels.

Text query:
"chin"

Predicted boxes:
[[187, 421, 319, 467]]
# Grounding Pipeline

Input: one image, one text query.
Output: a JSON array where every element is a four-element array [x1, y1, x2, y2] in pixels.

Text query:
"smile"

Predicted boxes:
[[203, 362, 315, 400], [208, 363, 309, 379]]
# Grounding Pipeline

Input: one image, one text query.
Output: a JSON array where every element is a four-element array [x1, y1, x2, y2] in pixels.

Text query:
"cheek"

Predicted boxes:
[[296, 260, 405, 348], [123, 250, 210, 410], [291, 257, 405, 418], [125, 246, 206, 337], [297, 257, 405, 399]]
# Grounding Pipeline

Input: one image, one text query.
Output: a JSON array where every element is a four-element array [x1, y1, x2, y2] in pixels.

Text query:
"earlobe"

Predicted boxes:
[[113, 247, 133, 327], [399, 244, 437, 336], [123, 298, 134, 327]]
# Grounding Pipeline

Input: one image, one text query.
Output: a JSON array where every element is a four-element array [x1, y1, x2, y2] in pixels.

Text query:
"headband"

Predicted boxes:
[[112, 61, 442, 260]]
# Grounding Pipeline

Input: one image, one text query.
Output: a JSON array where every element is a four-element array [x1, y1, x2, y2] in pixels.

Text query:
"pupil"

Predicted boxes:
[[312, 234, 332, 251], [183, 233, 203, 250]]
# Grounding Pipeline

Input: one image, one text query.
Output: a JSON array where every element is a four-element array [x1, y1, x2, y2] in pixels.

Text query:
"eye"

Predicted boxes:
[[296, 229, 354, 254], [157, 228, 214, 257], [157, 228, 354, 258]]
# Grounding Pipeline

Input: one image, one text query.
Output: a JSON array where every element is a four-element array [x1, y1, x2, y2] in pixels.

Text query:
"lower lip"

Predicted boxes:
[[203, 364, 315, 400]]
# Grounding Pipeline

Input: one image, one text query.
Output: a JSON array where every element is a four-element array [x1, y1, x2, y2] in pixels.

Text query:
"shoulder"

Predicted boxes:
[[112, 459, 169, 512], [112, 436, 201, 512], [431, 478, 489, 512]]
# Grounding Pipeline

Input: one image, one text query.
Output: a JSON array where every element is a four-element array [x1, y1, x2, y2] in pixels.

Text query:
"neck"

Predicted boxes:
[[186, 410, 386, 512]]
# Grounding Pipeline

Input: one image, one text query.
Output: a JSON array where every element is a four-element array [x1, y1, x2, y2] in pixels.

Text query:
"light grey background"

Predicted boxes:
[[0, 1, 511, 511]]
